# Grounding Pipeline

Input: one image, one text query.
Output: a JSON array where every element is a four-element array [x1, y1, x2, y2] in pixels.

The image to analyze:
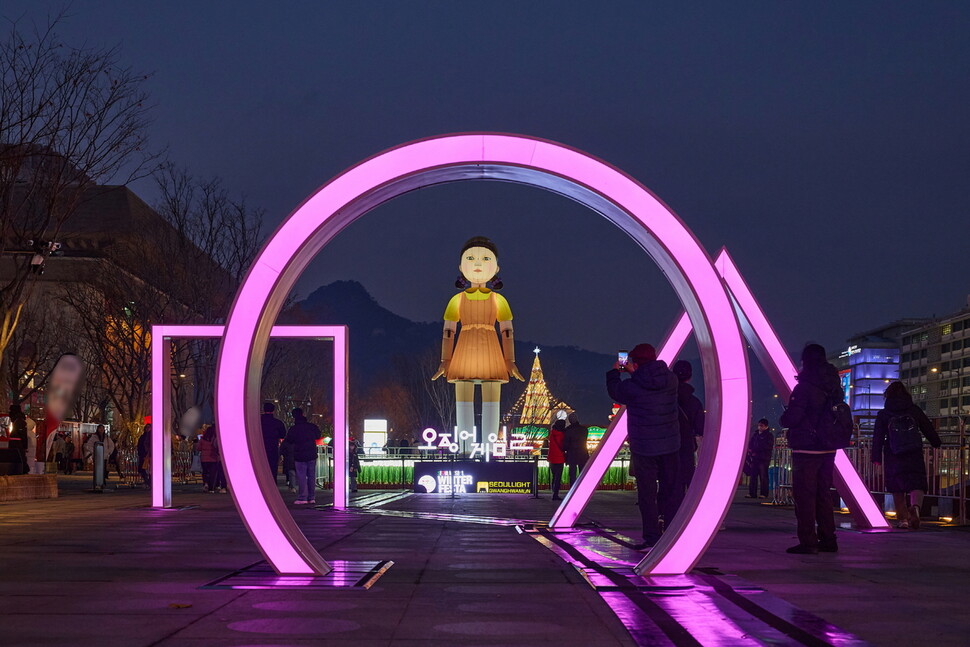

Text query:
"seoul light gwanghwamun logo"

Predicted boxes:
[[151, 133, 889, 578]]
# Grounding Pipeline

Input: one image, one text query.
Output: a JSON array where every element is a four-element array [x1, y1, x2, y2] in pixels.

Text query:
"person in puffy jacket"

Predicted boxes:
[[8, 404, 29, 474], [285, 408, 322, 504], [198, 425, 226, 493], [607, 343, 680, 549], [137, 424, 152, 487], [779, 343, 842, 554], [746, 419, 775, 499], [872, 381, 941, 529], [547, 418, 567, 500]]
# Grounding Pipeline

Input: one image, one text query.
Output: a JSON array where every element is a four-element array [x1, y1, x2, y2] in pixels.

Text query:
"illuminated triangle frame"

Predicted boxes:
[[549, 248, 890, 575]]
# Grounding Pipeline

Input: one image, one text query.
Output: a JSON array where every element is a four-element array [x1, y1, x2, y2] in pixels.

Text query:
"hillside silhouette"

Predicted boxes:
[[284, 280, 617, 427]]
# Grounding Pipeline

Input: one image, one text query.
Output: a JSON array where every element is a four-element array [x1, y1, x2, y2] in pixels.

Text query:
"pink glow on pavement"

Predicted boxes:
[[549, 410, 629, 529], [218, 133, 750, 576]]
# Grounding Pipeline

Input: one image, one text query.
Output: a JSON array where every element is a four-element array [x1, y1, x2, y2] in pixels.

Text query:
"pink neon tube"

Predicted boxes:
[[216, 133, 751, 576], [150, 324, 348, 547]]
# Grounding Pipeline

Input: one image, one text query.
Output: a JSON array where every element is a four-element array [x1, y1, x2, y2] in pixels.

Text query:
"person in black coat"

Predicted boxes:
[[563, 412, 589, 486], [779, 343, 843, 554], [607, 343, 680, 549], [746, 419, 774, 498], [260, 402, 287, 483], [8, 404, 29, 474], [137, 424, 152, 487], [872, 381, 941, 529], [284, 408, 322, 504], [671, 360, 704, 508]]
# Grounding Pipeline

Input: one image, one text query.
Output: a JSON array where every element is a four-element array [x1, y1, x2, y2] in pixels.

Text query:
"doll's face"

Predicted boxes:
[[459, 246, 498, 285]]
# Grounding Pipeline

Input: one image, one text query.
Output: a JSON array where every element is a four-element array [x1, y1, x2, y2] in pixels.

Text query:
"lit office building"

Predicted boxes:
[[831, 319, 926, 434], [900, 300, 970, 428]]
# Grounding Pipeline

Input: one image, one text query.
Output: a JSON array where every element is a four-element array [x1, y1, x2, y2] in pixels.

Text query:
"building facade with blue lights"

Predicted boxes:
[[831, 319, 929, 435]]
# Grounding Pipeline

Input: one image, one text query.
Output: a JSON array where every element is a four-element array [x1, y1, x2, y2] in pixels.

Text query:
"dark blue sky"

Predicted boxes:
[[7, 2, 969, 356]]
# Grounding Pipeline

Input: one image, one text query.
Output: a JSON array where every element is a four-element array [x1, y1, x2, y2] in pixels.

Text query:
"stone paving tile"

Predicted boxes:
[[0, 613, 202, 647], [3, 478, 970, 645]]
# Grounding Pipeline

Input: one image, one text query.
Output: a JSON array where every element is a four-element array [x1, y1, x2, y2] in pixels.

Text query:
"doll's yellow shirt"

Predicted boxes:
[[443, 291, 512, 322]]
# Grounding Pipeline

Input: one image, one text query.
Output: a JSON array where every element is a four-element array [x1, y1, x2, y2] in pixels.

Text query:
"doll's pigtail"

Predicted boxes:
[[487, 275, 503, 291], [455, 274, 471, 289]]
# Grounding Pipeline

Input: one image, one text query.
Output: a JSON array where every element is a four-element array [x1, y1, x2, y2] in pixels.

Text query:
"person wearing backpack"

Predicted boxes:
[[872, 381, 941, 529], [779, 344, 846, 555]]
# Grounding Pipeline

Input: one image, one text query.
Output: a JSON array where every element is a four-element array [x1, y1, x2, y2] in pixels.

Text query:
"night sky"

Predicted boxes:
[[6, 2, 969, 358]]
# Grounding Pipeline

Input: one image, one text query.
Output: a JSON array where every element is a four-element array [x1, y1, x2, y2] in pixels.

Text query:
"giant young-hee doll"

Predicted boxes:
[[432, 237, 524, 448]]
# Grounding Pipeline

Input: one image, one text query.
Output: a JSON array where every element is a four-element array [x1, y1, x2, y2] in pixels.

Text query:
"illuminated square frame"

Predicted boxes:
[[151, 325, 348, 522]]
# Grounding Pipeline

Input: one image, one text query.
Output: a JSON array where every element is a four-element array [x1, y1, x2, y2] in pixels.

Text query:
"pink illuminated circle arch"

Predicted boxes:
[[215, 133, 750, 576]]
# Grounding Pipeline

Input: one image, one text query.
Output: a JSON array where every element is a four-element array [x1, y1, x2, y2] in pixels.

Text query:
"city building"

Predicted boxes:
[[900, 298, 970, 429], [0, 175, 229, 431], [831, 319, 929, 434]]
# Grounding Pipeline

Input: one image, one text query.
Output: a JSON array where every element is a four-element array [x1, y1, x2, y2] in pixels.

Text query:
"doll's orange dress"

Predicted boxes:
[[444, 289, 512, 383]]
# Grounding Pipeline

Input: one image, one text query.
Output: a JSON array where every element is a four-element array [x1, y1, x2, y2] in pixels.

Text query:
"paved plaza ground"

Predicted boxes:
[[1, 476, 967, 646]]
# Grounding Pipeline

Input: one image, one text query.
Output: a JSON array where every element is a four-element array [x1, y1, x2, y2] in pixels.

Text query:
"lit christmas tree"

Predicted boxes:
[[503, 347, 571, 440]]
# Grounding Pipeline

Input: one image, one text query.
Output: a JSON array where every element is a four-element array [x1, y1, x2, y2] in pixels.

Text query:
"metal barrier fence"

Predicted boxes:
[[113, 444, 202, 489], [328, 431, 970, 524], [767, 427, 968, 524]]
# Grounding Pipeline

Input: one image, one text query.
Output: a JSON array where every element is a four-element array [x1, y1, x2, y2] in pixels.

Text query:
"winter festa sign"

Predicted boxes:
[[413, 461, 534, 495], [152, 133, 886, 578]]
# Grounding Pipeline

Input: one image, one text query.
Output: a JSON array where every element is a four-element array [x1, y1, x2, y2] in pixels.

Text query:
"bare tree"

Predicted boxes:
[[391, 345, 454, 435], [1, 289, 70, 406], [61, 277, 161, 441], [153, 164, 263, 418], [0, 14, 158, 366], [261, 339, 333, 430]]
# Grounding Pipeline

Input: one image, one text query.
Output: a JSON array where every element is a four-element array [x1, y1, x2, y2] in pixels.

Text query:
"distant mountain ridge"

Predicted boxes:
[[285, 280, 618, 425], [285, 281, 780, 430]]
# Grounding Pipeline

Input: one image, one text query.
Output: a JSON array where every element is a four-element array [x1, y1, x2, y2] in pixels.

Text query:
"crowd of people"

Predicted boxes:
[[606, 339, 942, 555], [3, 339, 945, 553]]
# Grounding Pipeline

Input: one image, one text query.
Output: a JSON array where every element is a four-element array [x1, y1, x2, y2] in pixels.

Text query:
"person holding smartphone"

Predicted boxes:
[[607, 343, 680, 550]]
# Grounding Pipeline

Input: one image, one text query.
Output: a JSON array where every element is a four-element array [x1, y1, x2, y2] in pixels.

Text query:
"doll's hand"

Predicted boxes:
[[508, 361, 525, 381], [431, 361, 450, 381]]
